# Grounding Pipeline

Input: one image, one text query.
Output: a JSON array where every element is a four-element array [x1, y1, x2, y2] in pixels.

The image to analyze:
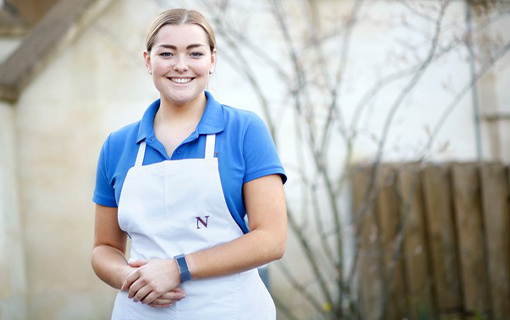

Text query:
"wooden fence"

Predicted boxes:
[[352, 162, 510, 320]]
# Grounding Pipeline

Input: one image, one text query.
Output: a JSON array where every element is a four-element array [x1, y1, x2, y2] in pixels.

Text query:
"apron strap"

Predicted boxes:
[[135, 141, 147, 167], [205, 134, 216, 159]]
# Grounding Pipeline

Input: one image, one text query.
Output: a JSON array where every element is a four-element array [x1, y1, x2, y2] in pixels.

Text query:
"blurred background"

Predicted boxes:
[[0, 0, 509, 319]]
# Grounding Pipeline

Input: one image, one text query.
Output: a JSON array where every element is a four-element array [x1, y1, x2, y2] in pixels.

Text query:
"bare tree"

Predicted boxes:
[[149, 0, 510, 319]]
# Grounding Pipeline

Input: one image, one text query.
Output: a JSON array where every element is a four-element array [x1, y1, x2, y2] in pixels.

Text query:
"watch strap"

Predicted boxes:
[[174, 254, 191, 282]]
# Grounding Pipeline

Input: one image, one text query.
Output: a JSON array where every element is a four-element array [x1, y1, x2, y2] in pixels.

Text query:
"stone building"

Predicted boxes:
[[0, 0, 509, 319]]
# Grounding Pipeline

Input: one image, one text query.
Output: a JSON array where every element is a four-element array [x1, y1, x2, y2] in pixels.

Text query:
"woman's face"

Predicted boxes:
[[144, 24, 216, 107]]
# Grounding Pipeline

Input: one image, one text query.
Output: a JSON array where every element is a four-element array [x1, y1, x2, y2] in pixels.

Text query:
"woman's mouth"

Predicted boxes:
[[168, 77, 193, 84]]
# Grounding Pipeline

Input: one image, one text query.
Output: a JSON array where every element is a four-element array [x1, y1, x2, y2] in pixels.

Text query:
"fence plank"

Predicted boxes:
[[480, 163, 510, 320], [376, 165, 408, 319], [399, 165, 435, 319], [352, 167, 384, 320], [451, 163, 491, 317], [421, 164, 463, 319]]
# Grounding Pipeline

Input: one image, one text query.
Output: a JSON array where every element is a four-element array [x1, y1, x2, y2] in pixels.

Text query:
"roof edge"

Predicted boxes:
[[0, 0, 116, 103]]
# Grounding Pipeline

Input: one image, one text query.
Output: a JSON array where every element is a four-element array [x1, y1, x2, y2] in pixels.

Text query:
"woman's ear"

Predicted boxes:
[[210, 49, 217, 73], [143, 51, 151, 72]]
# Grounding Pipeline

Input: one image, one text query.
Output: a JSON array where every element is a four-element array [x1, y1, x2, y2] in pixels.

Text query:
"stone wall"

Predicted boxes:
[[0, 0, 509, 319], [0, 102, 26, 320]]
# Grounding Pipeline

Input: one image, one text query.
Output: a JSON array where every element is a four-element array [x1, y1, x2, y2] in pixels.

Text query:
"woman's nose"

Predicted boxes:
[[173, 55, 189, 72]]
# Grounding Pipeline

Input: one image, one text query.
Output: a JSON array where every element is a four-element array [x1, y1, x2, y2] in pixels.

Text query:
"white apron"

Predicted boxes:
[[111, 134, 276, 320]]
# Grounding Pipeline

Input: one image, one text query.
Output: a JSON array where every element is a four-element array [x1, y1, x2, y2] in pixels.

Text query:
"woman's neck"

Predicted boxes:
[[153, 92, 208, 157], [156, 92, 207, 127]]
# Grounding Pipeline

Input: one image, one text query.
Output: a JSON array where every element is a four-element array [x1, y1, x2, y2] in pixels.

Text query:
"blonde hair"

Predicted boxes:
[[145, 9, 216, 53]]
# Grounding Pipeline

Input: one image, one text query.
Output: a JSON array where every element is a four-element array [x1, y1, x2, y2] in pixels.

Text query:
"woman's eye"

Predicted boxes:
[[191, 52, 204, 58], [160, 52, 172, 57]]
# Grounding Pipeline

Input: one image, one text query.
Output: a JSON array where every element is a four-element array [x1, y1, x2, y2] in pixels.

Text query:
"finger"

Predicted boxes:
[[158, 290, 186, 301], [133, 286, 151, 303], [141, 290, 162, 305], [128, 259, 149, 268], [121, 269, 139, 291], [128, 279, 146, 299], [150, 291, 185, 305], [150, 298, 173, 305], [148, 302, 173, 309], [170, 287, 185, 295], [142, 286, 186, 305]]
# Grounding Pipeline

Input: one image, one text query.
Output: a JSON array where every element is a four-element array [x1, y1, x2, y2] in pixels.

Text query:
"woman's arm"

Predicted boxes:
[[123, 174, 287, 303], [91, 204, 131, 289], [92, 204, 186, 307], [187, 174, 287, 276]]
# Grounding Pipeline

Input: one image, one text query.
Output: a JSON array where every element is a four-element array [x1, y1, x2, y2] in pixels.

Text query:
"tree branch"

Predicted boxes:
[[286, 210, 335, 310], [419, 40, 510, 160], [347, 0, 449, 291]]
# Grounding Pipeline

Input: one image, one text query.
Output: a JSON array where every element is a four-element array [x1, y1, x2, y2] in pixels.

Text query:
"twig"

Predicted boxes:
[[347, 39, 464, 144], [465, 0, 483, 160], [474, 10, 510, 32], [299, 0, 334, 94], [269, 1, 346, 311], [377, 166, 421, 320], [206, 9, 277, 139], [399, 0, 439, 24], [311, 183, 337, 268], [418, 41, 510, 160], [373, 1, 446, 162], [320, 0, 366, 157], [347, 0, 449, 291], [222, 28, 290, 84], [286, 210, 335, 311], [273, 295, 302, 320]]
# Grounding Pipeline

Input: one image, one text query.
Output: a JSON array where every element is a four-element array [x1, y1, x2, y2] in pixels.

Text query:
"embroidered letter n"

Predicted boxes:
[[196, 216, 210, 229]]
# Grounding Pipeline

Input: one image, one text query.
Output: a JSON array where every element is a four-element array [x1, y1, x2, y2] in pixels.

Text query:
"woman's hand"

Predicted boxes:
[[121, 259, 182, 305], [147, 288, 186, 308]]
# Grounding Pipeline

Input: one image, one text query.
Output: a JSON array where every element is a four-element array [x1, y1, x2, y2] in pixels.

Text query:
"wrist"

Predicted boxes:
[[118, 264, 135, 289], [174, 254, 192, 283]]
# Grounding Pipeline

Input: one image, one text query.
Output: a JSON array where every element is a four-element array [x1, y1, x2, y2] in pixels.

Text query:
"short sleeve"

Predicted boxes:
[[242, 114, 287, 184], [93, 135, 118, 207]]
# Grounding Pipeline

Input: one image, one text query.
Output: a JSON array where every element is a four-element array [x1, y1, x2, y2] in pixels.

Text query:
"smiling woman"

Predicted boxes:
[[90, 8, 287, 320], [145, 22, 216, 156], [144, 24, 215, 113]]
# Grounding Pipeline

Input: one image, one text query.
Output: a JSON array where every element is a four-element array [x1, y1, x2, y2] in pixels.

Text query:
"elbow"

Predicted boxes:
[[274, 222, 287, 260], [272, 248, 285, 261], [90, 246, 102, 276], [269, 236, 287, 262], [256, 231, 286, 263], [277, 240, 287, 260], [268, 224, 287, 261]]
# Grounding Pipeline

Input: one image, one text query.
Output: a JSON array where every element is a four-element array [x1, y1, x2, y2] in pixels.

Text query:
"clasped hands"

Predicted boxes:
[[121, 259, 185, 308]]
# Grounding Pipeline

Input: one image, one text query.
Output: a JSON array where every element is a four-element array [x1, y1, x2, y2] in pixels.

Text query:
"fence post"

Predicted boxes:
[[480, 163, 510, 319], [399, 165, 435, 319], [452, 163, 491, 317], [422, 164, 463, 319]]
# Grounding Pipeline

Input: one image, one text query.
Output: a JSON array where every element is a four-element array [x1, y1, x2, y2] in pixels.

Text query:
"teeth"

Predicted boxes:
[[170, 78, 192, 84]]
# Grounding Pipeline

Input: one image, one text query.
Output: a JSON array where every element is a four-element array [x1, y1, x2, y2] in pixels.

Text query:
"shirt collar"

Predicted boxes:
[[136, 91, 224, 143]]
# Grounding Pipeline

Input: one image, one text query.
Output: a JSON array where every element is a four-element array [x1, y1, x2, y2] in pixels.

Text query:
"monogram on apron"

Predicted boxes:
[[111, 134, 276, 320]]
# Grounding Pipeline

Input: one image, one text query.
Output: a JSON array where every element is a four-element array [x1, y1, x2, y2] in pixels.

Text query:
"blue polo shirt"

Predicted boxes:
[[93, 91, 286, 233]]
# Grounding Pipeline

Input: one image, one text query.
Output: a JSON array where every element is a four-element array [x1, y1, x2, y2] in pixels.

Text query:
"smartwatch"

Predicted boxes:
[[174, 254, 192, 282]]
